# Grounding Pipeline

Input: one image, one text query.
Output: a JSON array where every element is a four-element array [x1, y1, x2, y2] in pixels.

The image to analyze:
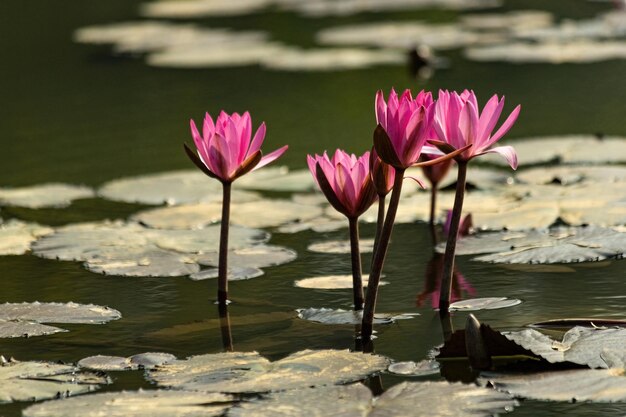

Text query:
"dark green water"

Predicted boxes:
[[1, 0, 625, 416]]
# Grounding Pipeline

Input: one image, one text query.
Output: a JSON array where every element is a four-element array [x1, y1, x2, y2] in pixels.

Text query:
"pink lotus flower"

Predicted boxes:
[[374, 89, 436, 169], [186, 111, 288, 183], [433, 90, 521, 169], [307, 150, 378, 219]]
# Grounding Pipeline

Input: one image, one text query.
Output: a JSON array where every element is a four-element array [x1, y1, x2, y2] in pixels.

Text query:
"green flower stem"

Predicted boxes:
[[361, 169, 404, 341], [218, 304, 233, 352], [348, 217, 364, 311], [370, 194, 386, 270], [439, 161, 468, 313], [217, 182, 231, 305]]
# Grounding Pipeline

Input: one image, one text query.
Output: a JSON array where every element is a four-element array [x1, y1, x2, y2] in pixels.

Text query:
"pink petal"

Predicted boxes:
[[476, 95, 503, 145], [421, 145, 444, 156], [478, 145, 518, 170], [210, 133, 232, 179], [203, 113, 215, 139], [486, 104, 521, 148], [253, 145, 289, 171], [248, 122, 266, 156], [190, 119, 211, 166], [307, 154, 321, 187], [375, 90, 387, 127]]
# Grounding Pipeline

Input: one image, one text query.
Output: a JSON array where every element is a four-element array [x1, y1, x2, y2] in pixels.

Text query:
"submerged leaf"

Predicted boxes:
[[0, 359, 109, 404], [23, 390, 232, 417], [149, 349, 390, 393]]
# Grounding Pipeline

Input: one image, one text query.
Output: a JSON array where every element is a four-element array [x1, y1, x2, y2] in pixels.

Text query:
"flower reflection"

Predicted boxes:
[[417, 253, 476, 310]]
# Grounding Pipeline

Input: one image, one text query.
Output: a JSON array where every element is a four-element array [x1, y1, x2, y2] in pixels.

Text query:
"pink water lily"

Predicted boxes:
[[186, 111, 288, 183], [374, 89, 435, 169], [433, 90, 520, 169], [307, 150, 378, 219]]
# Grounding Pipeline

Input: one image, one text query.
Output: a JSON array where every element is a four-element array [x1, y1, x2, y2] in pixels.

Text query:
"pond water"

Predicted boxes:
[[1, 0, 626, 416]]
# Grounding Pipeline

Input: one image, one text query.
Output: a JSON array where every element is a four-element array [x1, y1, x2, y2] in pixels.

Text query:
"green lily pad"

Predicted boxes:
[[189, 266, 264, 281], [294, 275, 388, 290], [517, 165, 626, 186], [229, 381, 515, 416], [0, 302, 122, 338], [478, 368, 626, 402], [0, 183, 94, 208], [78, 352, 177, 371], [460, 10, 553, 31], [307, 239, 375, 254], [149, 350, 390, 393], [296, 308, 417, 325], [23, 390, 232, 417], [449, 297, 522, 311], [235, 167, 316, 192], [262, 48, 403, 71], [196, 245, 297, 269], [0, 220, 53, 256], [387, 360, 440, 376], [0, 358, 109, 404]]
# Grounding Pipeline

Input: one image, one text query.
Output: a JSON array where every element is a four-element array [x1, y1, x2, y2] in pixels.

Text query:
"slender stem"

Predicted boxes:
[[370, 195, 386, 270], [439, 310, 454, 342], [217, 182, 232, 305], [361, 169, 405, 342], [218, 303, 233, 352], [439, 161, 467, 313], [348, 217, 364, 311], [428, 184, 438, 245]]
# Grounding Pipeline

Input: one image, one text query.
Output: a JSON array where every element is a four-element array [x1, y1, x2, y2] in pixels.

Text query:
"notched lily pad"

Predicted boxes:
[[449, 297, 522, 311], [478, 368, 626, 402], [78, 352, 177, 371], [0, 358, 109, 404], [296, 308, 417, 325], [0, 302, 122, 338], [388, 360, 440, 377], [149, 349, 390, 393], [448, 226, 626, 264], [294, 275, 388, 289], [23, 389, 232, 417], [230, 381, 515, 417], [0, 183, 94, 208], [307, 239, 375, 254], [0, 220, 53, 255]]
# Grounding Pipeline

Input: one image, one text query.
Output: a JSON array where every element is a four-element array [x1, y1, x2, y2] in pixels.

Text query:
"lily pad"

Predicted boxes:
[[78, 352, 177, 371], [465, 40, 626, 64], [449, 297, 522, 311], [141, 0, 271, 18], [460, 10, 553, 31], [97, 170, 260, 205], [132, 200, 323, 229], [229, 381, 515, 416], [529, 318, 626, 330], [0, 183, 94, 208], [294, 275, 388, 289], [296, 308, 417, 325], [478, 368, 626, 402], [503, 326, 626, 369], [276, 217, 346, 233], [0, 220, 53, 255], [0, 358, 109, 404], [31, 220, 269, 277], [307, 239, 375, 254], [387, 360, 440, 376], [149, 349, 390, 393], [0, 302, 121, 339], [196, 245, 297, 269], [261, 48, 404, 71], [189, 266, 264, 281], [23, 390, 232, 417], [235, 167, 316, 192], [447, 226, 626, 264], [517, 165, 626, 186]]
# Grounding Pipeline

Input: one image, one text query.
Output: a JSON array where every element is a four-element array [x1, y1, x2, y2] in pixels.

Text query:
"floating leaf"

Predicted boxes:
[[503, 326, 626, 369], [517, 165, 626, 186], [189, 266, 264, 281], [140, 0, 271, 18], [0, 183, 94, 209], [388, 360, 440, 377], [0, 302, 121, 339], [307, 239, 375, 254], [446, 226, 626, 264], [78, 352, 177, 371], [0, 359, 109, 404], [296, 308, 417, 325], [478, 368, 626, 402], [529, 318, 626, 330], [261, 48, 403, 71], [466, 40, 626, 64], [196, 245, 297, 269], [32, 221, 269, 277], [235, 167, 316, 192], [276, 217, 346, 233], [149, 350, 390, 393], [229, 381, 515, 416], [23, 390, 231, 417], [97, 170, 260, 205], [449, 297, 522, 311], [0, 220, 53, 256], [460, 10, 553, 31], [294, 275, 388, 290]]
